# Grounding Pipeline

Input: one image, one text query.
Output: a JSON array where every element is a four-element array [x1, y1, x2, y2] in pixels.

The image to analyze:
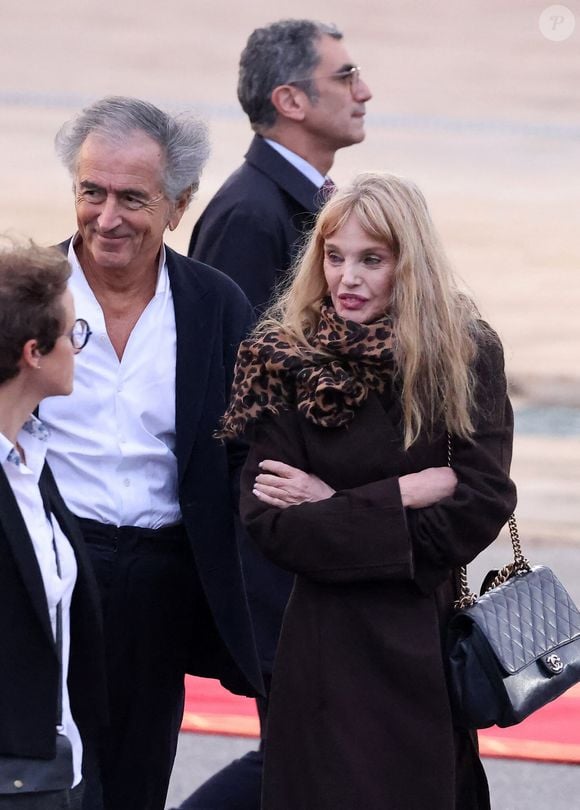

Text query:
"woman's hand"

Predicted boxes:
[[253, 460, 335, 509], [398, 466, 458, 509]]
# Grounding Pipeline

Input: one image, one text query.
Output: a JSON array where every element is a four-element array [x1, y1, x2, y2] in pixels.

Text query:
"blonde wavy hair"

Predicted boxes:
[[258, 172, 490, 448]]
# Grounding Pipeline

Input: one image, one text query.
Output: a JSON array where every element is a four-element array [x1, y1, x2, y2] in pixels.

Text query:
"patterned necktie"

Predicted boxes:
[[318, 177, 336, 208], [321, 176, 336, 195]]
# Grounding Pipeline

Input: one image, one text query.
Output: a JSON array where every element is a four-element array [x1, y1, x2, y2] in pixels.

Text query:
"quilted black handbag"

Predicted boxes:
[[447, 516, 580, 729]]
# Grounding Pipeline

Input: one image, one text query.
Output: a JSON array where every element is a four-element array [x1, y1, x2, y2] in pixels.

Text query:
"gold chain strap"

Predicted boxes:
[[447, 434, 530, 610]]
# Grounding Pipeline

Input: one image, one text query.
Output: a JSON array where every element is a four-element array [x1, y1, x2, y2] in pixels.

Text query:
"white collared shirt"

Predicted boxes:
[[39, 240, 180, 529], [0, 417, 82, 787], [264, 138, 327, 189]]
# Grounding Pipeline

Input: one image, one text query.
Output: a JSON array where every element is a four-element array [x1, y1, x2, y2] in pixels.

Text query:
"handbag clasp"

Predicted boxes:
[[541, 653, 564, 675]]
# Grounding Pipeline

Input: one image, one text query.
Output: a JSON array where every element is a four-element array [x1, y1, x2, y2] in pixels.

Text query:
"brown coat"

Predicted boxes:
[[240, 338, 516, 810]]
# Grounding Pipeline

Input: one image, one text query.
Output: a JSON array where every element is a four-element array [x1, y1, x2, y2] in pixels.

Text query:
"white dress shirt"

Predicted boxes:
[[264, 138, 327, 188], [0, 417, 83, 787], [39, 240, 181, 529]]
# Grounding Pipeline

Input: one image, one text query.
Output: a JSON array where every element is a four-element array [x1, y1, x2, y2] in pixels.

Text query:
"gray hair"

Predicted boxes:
[[55, 96, 210, 205], [238, 19, 342, 131]]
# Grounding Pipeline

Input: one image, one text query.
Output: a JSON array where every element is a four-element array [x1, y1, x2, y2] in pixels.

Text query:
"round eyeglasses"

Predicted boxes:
[[66, 318, 92, 352]]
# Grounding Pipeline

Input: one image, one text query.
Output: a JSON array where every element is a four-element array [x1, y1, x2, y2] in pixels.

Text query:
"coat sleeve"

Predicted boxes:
[[240, 411, 413, 584], [240, 334, 516, 589], [190, 203, 289, 313], [407, 334, 517, 594]]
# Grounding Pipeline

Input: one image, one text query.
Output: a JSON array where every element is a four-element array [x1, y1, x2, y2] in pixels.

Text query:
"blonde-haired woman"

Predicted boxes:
[[220, 173, 516, 810]]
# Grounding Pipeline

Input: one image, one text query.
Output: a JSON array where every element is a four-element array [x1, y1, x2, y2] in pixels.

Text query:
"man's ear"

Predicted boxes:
[[168, 190, 191, 231], [270, 85, 308, 123]]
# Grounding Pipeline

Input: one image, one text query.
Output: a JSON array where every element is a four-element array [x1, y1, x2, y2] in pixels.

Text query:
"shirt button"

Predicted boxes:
[[13, 780, 24, 789], [123, 478, 130, 487]]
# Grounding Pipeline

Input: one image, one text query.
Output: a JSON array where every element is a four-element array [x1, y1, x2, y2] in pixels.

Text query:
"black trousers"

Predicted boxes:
[[173, 680, 270, 810], [77, 519, 198, 810]]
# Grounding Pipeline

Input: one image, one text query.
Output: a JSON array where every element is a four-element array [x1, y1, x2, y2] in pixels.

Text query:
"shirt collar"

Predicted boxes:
[[264, 139, 327, 189], [0, 415, 50, 475]]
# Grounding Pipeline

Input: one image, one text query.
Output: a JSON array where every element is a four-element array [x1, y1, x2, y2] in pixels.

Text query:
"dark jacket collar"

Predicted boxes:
[[244, 135, 320, 213], [165, 247, 217, 485], [0, 465, 59, 648]]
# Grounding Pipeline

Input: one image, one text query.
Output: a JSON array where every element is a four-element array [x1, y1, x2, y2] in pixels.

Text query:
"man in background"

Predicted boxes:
[[188, 18, 372, 312], [180, 19, 371, 810]]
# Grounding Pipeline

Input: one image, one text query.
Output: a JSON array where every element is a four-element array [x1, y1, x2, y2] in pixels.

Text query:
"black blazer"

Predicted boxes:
[[166, 247, 262, 695], [188, 135, 320, 313], [188, 137, 322, 673], [53, 241, 263, 697], [0, 462, 107, 759]]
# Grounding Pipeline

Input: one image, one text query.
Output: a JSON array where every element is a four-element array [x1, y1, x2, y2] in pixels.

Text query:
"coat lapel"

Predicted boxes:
[[167, 248, 217, 484], [39, 465, 88, 580], [245, 136, 320, 214], [0, 467, 54, 647]]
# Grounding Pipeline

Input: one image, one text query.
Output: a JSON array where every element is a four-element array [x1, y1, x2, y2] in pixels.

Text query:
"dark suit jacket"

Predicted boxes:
[[188, 135, 320, 313], [0, 463, 107, 759], [53, 240, 262, 697], [188, 136, 321, 673], [166, 247, 262, 695]]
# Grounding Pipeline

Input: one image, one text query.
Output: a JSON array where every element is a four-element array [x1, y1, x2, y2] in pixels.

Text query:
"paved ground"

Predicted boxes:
[[166, 731, 580, 810], [2, 3, 579, 807]]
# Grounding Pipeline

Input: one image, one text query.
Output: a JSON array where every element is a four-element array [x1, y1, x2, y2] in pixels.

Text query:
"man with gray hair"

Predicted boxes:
[[39, 96, 262, 810], [179, 18, 371, 810], [188, 18, 372, 312]]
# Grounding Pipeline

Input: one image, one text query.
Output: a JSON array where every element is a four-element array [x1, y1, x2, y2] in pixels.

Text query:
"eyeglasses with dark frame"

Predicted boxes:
[[66, 318, 92, 352], [287, 65, 362, 92]]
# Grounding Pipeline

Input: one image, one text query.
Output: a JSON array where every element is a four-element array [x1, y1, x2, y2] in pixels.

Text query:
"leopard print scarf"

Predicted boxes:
[[218, 302, 395, 438]]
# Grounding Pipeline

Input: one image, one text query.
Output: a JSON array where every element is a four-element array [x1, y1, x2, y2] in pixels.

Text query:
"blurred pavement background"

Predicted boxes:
[[1, 2, 579, 806]]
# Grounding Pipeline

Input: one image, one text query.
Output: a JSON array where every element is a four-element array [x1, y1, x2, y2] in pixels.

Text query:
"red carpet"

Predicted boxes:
[[182, 675, 259, 738], [182, 676, 580, 764]]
